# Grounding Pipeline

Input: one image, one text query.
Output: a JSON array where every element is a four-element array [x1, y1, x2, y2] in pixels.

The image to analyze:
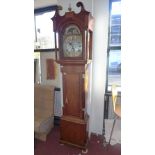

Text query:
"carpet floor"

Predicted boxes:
[[34, 126, 121, 155]]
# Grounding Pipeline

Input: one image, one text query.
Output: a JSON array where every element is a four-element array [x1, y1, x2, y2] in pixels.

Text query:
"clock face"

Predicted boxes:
[[63, 25, 82, 57]]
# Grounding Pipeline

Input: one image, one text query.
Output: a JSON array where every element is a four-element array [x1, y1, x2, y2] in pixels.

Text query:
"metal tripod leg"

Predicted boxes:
[[107, 116, 117, 149]]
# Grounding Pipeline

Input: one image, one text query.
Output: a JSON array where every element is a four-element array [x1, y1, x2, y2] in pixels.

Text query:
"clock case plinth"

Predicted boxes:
[[52, 2, 94, 149]]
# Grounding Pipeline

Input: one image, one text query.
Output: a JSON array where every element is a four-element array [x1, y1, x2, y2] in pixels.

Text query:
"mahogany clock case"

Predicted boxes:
[[52, 2, 94, 149]]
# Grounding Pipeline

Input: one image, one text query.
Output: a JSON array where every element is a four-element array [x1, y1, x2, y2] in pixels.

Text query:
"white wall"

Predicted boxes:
[[40, 52, 61, 88], [34, 0, 109, 135], [90, 0, 109, 134], [34, 0, 58, 9]]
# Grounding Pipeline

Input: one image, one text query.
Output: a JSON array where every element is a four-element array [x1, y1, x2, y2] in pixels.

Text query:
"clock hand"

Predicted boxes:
[[69, 42, 75, 51]]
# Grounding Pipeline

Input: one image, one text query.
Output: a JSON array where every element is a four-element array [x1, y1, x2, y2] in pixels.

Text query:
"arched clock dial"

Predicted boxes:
[[63, 25, 82, 57]]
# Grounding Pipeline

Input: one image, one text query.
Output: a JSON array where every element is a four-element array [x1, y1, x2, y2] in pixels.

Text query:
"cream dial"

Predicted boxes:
[[63, 25, 82, 57]]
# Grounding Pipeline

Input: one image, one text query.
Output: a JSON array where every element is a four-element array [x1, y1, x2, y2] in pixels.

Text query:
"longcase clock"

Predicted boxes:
[[52, 2, 94, 149]]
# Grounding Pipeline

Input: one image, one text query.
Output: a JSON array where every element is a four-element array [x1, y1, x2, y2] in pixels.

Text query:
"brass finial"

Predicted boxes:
[[68, 3, 72, 11]]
